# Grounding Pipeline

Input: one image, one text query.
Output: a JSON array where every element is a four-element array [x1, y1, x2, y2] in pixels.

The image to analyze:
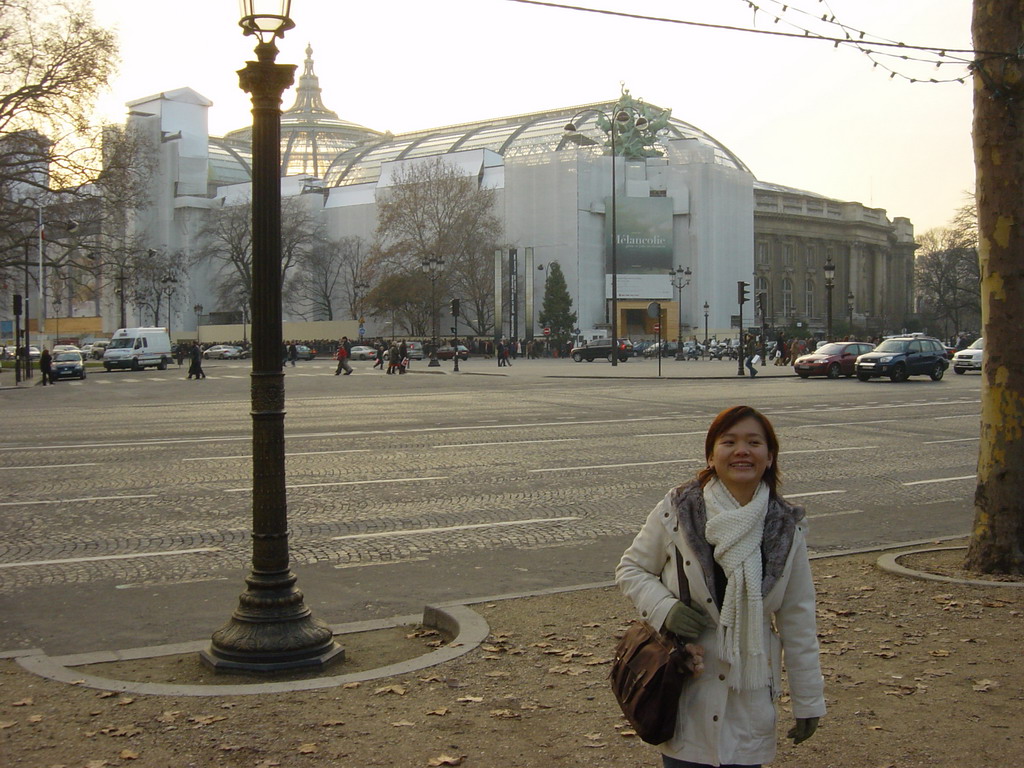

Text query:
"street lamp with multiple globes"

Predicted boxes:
[[160, 274, 179, 330], [669, 265, 692, 359], [847, 291, 855, 336], [202, 0, 341, 673], [823, 255, 836, 342], [564, 107, 649, 367], [422, 254, 444, 367]]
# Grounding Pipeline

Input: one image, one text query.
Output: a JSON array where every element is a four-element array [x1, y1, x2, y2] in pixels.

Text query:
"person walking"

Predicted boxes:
[[744, 334, 759, 378], [334, 337, 352, 375], [398, 340, 408, 374], [39, 347, 54, 385], [387, 342, 399, 374], [373, 343, 384, 370], [188, 341, 206, 380], [616, 405, 824, 768], [288, 342, 298, 367]]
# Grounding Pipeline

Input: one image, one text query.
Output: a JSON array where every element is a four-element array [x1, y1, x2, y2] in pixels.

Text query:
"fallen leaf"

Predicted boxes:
[[119, 749, 140, 760], [484, 671, 510, 678], [929, 650, 951, 657], [117, 697, 135, 706], [490, 709, 520, 719], [391, 720, 416, 727], [427, 755, 465, 766], [97, 692, 117, 699], [419, 675, 444, 683], [374, 685, 407, 696], [426, 708, 450, 716], [457, 696, 483, 703], [0, 721, 15, 729], [342, 682, 361, 689], [620, 729, 638, 738], [321, 719, 345, 727], [155, 711, 182, 723], [11, 698, 33, 707], [189, 715, 227, 726], [255, 761, 282, 767], [481, 644, 505, 652], [973, 679, 1000, 692], [85, 761, 110, 768], [298, 743, 318, 754]]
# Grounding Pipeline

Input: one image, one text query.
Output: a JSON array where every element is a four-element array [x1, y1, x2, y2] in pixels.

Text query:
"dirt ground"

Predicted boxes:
[[1, 544, 1021, 768]]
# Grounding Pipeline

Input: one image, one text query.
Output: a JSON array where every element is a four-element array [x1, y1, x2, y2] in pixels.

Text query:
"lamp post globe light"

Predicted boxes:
[[823, 255, 836, 342], [201, 1, 341, 673], [564, 107, 649, 367], [421, 255, 444, 367], [847, 291, 855, 336], [669, 265, 692, 359]]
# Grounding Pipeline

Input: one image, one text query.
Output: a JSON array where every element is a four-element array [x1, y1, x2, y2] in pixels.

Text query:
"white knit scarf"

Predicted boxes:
[[704, 478, 771, 691]]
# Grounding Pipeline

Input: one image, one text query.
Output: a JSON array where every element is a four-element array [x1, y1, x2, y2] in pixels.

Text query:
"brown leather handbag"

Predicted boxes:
[[610, 547, 693, 744]]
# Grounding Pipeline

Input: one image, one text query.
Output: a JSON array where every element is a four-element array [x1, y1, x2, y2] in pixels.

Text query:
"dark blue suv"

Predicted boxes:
[[855, 335, 949, 382]]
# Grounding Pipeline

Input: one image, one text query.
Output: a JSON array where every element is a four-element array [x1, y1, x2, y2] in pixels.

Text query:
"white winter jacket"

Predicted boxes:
[[616, 481, 825, 767]]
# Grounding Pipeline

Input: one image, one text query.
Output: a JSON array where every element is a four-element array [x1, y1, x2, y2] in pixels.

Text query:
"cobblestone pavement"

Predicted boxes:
[[0, 357, 982, 652]]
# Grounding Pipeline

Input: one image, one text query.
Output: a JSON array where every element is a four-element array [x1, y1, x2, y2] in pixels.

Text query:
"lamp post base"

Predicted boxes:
[[201, 569, 343, 673]]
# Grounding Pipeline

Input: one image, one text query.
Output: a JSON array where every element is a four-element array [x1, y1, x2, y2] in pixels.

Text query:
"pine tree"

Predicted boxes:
[[538, 262, 576, 347]]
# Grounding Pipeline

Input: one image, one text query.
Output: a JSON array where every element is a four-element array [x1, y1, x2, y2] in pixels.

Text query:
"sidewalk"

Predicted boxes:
[[2, 542, 1020, 767]]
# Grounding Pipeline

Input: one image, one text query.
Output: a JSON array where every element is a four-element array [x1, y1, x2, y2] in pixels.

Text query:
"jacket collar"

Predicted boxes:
[[670, 479, 804, 597]]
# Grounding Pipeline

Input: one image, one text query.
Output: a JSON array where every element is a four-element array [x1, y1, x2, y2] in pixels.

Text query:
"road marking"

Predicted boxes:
[[782, 446, 877, 455], [924, 438, 979, 444], [433, 438, 578, 448], [0, 547, 220, 569], [224, 476, 449, 492], [935, 414, 975, 420], [786, 490, 845, 499], [902, 475, 975, 486], [530, 459, 697, 473], [793, 419, 895, 428], [0, 463, 98, 470], [184, 449, 371, 462], [0, 494, 158, 507], [331, 516, 578, 541], [635, 430, 707, 438], [807, 509, 864, 519]]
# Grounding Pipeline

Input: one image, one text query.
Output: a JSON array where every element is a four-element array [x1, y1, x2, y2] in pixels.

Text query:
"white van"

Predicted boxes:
[[103, 327, 172, 371]]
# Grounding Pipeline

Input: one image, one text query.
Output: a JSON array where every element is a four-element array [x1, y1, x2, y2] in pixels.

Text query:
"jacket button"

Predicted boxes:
[[713, 715, 719, 722], [673, 526, 678, 531], [641, 610, 648, 617], [706, 597, 713, 604], [719, 674, 725, 681], [685, 560, 691, 566], [663, 512, 669, 518]]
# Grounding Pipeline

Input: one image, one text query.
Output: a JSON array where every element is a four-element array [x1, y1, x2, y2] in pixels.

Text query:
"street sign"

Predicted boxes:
[[653, 323, 660, 332], [543, 327, 551, 336], [358, 326, 365, 337]]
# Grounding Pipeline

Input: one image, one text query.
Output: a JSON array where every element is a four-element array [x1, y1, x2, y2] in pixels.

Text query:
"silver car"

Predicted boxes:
[[952, 338, 984, 374]]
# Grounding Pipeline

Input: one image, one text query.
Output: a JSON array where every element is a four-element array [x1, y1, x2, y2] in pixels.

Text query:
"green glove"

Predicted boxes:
[[664, 599, 711, 640], [787, 717, 819, 745]]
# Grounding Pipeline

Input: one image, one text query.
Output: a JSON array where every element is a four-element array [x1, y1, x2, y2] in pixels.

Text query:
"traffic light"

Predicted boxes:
[[13, 293, 21, 316], [755, 292, 766, 315], [450, 298, 460, 317], [737, 281, 750, 305]]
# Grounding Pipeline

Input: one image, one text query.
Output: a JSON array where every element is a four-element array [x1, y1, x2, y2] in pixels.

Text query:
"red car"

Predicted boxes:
[[793, 341, 875, 378]]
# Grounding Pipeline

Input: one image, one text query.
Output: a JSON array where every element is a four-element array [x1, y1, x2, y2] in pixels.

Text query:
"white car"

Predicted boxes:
[[349, 345, 377, 360], [952, 338, 983, 374], [203, 344, 242, 359], [52, 344, 81, 354]]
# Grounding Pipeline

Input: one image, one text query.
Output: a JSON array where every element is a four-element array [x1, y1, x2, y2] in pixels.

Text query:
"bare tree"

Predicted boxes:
[[194, 196, 321, 314], [364, 271, 432, 337], [374, 156, 502, 336], [914, 204, 980, 338], [287, 235, 372, 321], [966, 0, 1024, 574]]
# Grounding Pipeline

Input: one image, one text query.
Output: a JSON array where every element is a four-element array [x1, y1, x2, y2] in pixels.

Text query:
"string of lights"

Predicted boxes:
[[504, 0, 1013, 86]]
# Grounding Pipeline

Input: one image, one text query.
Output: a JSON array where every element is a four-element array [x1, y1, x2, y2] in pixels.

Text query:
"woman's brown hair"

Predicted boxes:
[[696, 405, 781, 497]]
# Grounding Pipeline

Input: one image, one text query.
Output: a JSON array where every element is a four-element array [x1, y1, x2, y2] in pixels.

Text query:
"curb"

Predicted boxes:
[[876, 545, 1024, 588], [16, 604, 489, 698]]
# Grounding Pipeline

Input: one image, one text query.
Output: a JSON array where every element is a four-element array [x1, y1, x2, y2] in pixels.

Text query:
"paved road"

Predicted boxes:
[[0, 357, 982, 655]]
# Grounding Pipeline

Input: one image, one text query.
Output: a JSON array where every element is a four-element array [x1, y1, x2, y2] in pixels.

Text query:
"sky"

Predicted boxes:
[[89, 0, 976, 234]]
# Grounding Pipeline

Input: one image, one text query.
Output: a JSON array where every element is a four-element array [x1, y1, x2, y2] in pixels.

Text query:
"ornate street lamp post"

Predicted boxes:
[[160, 274, 179, 330], [422, 255, 444, 367], [824, 255, 836, 342], [703, 301, 709, 357], [847, 291, 855, 336], [669, 265, 692, 359], [564, 107, 649, 367], [202, 1, 341, 673]]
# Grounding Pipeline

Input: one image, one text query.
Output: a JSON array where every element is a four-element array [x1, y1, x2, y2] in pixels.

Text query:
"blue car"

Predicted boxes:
[[52, 351, 86, 380]]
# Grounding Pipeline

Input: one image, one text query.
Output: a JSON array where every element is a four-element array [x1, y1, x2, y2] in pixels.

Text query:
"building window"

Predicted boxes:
[[757, 242, 769, 264], [806, 244, 815, 267], [782, 278, 794, 316], [783, 243, 794, 266], [805, 279, 815, 317]]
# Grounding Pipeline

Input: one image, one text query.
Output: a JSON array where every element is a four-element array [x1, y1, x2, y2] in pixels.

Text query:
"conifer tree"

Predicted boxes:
[[538, 262, 576, 348]]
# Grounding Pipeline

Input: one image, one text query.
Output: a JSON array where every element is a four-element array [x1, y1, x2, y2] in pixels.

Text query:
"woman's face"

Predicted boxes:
[[708, 416, 773, 501]]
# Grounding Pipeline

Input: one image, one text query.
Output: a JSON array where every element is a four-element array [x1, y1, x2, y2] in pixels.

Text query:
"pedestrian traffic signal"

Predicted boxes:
[[737, 281, 750, 305], [450, 298, 460, 317]]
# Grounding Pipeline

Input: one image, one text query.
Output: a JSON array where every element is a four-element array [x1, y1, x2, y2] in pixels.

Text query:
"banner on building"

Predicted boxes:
[[604, 197, 674, 299]]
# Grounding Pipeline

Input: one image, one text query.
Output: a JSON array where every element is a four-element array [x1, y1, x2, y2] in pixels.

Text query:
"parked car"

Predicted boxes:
[[952, 337, 984, 374], [52, 344, 81, 354], [643, 341, 678, 358], [51, 351, 86, 380], [436, 344, 469, 360], [89, 340, 110, 359], [855, 334, 949, 382], [27, 346, 41, 361], [349, 345, 377, 360], [571, 338, 632, 363], [793, 341, 875, 378], [204, 344, 242, 359], [293, 344, 316, 360]]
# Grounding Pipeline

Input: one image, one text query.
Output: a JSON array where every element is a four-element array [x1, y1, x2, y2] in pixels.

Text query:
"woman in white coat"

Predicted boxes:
[[616, 405, 825, 768]]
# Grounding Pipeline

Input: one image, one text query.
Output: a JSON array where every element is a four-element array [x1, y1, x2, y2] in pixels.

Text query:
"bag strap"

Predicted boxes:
[[674, 546, 690, 604]]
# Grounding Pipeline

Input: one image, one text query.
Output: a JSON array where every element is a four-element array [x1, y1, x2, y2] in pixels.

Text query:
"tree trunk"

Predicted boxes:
[[965, 0, 1024, 573]]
